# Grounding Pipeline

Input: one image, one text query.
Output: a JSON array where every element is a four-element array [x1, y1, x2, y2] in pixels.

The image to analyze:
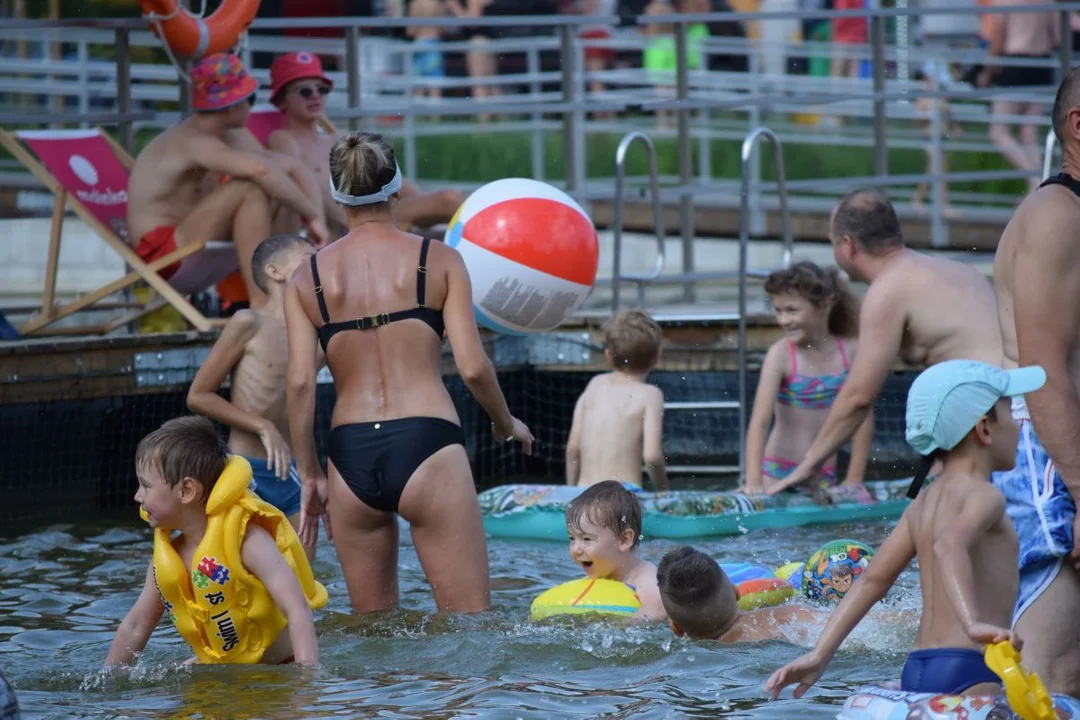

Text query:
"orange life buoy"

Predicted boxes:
[[141, 0, 261, 61]]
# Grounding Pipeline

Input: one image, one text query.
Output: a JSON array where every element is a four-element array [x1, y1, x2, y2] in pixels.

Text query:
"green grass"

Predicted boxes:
[[7, 121, 1025, 199]]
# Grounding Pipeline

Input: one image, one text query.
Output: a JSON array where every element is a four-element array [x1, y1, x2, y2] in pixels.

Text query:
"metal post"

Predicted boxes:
[[1043, 130, 1058, 181], [115, 29, 133, 153], [928, 63, 946, 248], [871, 11, 888, 185], [347, 26, 361, 131], [528, 47, 544, 181], [1060, 10, 1074, 81], [561, 24, 578, 194], [675, 21, 695, 302], [895, 0, 909, 84]]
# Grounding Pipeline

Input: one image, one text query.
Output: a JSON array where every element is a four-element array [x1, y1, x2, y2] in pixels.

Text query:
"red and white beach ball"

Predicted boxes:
[[444, 178, 599, 334]]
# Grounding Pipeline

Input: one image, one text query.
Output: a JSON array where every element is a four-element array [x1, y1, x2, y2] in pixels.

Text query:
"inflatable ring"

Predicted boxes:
[[530, 578, 641, 621], [721, 563, 797, 610], [140, 0, 260, 60]]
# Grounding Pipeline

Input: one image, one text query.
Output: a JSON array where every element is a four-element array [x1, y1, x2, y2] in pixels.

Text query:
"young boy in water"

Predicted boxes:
[[657, 546, 830, 644], [766, 360, 1044, 699], [566, 310, 668, 490], [105, 416, 320, 666], [566, 480, 667, 621], [187, 234, 318, 558]]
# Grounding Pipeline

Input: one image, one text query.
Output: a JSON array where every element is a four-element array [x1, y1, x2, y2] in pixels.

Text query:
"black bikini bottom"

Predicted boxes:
[[329, 416, 465, 513]]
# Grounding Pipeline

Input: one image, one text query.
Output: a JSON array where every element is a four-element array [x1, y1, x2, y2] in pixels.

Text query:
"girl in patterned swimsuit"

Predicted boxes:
[[744, 261, 875, 503]]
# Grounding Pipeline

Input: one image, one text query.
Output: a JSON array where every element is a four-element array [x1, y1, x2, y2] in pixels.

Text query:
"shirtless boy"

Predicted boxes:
[[767, 360, 1042, 700], [187, 234, 320, 559], [768, 189, 1004, 494], [265, 51, 464, 237], [126, 53, 328, 309], [566, 309, 668, 490], [989, 67, 1080, 695], [657, 546, 829, 644], [566, 481, 667, 621]]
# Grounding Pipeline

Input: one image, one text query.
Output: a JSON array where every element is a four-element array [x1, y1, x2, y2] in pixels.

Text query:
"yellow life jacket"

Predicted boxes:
[[147, 455, 328, 664]]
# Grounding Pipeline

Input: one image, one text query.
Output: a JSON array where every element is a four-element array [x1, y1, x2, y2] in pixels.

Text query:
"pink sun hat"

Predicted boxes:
[[190, 53, 258, 111], [270, 52, 333, 104]]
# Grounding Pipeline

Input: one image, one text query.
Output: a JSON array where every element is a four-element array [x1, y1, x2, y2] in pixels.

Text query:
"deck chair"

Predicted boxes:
[[246, 104, 338, 146], [0, 128, 237, 336]]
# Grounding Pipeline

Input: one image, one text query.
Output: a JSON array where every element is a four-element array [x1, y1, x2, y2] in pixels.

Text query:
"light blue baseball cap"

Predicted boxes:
[[905, 360, 1046, 456]]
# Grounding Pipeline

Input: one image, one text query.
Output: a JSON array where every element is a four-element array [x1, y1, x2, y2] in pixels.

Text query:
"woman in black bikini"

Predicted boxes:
[[285, 131, 533, 614]]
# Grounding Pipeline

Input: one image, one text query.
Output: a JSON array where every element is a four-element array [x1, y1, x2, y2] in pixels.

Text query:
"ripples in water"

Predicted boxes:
[[0, 518, 918, 719]]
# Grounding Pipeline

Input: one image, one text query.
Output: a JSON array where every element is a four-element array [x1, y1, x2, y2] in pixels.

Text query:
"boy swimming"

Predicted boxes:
[[187, 234, 318, 555], [766, 360, 1044, 699], [105, 416, 325, 666], [657, 546, 828, 643], [566, 481, 667, 621], [566, 309, 668, 490], [745, 261, 873, 503]]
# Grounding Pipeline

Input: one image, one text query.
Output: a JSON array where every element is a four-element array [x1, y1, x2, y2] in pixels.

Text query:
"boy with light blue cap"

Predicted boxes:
[[766, 359, 1045, 700]]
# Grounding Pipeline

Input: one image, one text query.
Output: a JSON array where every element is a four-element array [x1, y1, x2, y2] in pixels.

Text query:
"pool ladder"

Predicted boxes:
[[609, 126, 794, 482]]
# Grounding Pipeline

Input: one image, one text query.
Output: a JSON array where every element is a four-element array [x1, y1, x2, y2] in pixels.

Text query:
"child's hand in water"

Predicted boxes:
[[968, 622, 1022, 650], [764, 650, 828, 699]]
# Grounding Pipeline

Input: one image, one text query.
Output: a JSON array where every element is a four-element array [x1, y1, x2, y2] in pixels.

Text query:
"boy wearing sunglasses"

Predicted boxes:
[[266, 52, 464, 238]]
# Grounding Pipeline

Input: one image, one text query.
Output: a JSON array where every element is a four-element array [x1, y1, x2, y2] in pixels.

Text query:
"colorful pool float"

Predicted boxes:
[[479, 481, 912, 540], [838, 684, 1080, 720]]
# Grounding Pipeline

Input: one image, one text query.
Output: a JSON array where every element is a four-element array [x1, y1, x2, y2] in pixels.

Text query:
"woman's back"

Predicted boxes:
[[296, 226, 458, 427]]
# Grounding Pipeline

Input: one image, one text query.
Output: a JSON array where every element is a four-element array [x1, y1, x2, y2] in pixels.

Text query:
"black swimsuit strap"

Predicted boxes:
[[1039, 172, 1080, 196], [310, 254, 330, 323], [417, 236, 431, 307]]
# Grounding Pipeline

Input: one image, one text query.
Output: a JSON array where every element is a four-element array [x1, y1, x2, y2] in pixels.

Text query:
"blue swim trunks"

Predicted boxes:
[[991, 398, 1076, 625], [901, 648, 1001, 694], [244, 455, 302, 518], [413, 38, 444, 79]]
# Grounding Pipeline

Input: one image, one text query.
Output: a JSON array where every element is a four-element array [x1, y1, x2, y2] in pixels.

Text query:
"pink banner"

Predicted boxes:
[[21, 131, 131, 245]]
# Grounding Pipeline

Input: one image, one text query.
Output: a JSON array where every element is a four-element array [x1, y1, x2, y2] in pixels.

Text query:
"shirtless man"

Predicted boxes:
[[264, 51, 464, 237], [989, 68, 1080, 695], [566, 309, 668, 490], [187, 234, 320, 561], [767, 189, 1004, 495], [127, 53, 328, 309]]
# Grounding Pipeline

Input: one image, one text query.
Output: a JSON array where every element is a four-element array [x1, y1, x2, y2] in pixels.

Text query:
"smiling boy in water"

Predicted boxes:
[[565, 480, 667, 621], [766, 360, 1042, 699]]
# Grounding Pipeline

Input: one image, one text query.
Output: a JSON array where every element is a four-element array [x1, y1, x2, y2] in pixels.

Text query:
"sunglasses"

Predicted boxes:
[[295, 85, 331, 99]]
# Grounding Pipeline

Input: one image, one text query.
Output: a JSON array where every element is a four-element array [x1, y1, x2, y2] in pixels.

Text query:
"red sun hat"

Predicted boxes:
[[191, 53, 258, 111], [270, 52, 334, 104]]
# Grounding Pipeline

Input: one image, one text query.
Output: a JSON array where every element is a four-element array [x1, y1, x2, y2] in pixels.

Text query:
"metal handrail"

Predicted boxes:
[[611, 131, 666, 311], [737, 126, 792, 480], [1044, 129, 1058, 181]]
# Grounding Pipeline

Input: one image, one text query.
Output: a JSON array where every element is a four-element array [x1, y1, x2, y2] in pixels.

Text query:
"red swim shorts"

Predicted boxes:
[[134, 226, 182, 281]]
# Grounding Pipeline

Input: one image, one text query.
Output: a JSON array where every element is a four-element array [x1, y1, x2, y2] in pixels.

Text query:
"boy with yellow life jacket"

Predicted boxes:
[[105, 416, 327, 666]]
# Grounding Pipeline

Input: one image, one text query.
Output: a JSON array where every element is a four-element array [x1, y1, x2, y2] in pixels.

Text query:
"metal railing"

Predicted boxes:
[[610, 131, 666, 311]]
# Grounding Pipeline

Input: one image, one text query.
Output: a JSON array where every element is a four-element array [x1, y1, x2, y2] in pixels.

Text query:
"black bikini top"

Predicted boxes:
[[1040, 172, 1080, 195], [310, 236, 444, 353]]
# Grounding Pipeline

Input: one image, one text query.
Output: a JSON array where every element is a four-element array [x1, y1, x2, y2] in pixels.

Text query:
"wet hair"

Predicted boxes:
[[136, 416, 229, 495], [832, 189, 904, 253], [251, 234, 311, 294], [603, 309, 663, 373], [328, 131, 397, 205], [1053, 67, 1080, 145], [565, 481, 643, 548], [656, 546, 739, 640], [764, 260, 860, 338]]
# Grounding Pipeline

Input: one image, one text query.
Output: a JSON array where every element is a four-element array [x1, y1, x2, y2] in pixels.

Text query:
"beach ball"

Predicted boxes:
[[444, 178, 599, 334], [530, 578, 640, 621], [802, 539, 875, 602]]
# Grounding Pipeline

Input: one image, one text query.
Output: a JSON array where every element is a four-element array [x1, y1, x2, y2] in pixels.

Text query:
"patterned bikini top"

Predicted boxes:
[[777, 337, 850, 410]]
